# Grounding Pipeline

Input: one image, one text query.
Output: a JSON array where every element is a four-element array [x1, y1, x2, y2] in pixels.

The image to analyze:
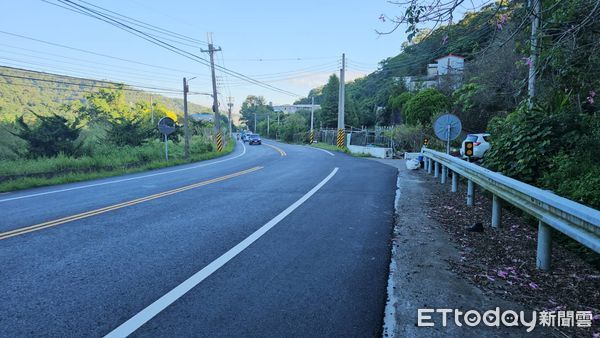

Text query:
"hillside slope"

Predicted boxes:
[[0, 66, 210, 122]]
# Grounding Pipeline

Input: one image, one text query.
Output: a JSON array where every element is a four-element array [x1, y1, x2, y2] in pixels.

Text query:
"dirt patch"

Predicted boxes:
[[425, 173, 600, 337]]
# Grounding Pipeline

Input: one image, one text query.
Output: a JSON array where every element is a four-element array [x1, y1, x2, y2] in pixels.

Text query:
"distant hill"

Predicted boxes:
[[0, 66, 211, 123]]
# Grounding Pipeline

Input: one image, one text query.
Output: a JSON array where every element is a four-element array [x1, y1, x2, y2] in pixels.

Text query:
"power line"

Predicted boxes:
[[52, 0, 302, 97], [0, 42, 206, 80], [40, 0, 207, 48], [0, 31, 207, 76], [0, 51, 184, 84], [0, 66, 184, 93]]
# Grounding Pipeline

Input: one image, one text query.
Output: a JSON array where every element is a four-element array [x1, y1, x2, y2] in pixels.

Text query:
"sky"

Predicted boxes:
[[1, 0, 418, 115]]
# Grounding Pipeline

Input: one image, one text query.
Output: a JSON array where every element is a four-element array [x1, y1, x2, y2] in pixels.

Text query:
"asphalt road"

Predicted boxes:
[[0, 140, 397, 337]]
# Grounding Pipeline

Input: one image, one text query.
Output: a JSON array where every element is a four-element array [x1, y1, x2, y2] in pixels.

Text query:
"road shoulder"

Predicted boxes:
[[373, 159, 540, 337]]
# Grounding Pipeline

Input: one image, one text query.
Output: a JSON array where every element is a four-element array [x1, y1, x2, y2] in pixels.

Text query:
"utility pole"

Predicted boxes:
[[528, 0, 541, 108], [309, 96, 315, 144], [277, 111, 280, 140], [267, 114, 270, 137], [337, 53, 345, 148], [183, 77, 190, 160], [150, 95, 154, 124], [254, 113, 257, 133], [227, 96, 234, 139], [201, 34, 223, 151]]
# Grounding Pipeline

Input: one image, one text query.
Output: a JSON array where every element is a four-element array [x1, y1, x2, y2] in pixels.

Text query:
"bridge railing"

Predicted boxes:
[[421, 148, 600, 270]]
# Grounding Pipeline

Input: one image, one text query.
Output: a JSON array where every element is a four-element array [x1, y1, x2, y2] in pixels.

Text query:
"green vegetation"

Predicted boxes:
[[0, 66, 211, 123], [291, 0, 600, 209], [13, 113, 82, 157], [0, 71, 232, 192], [310, 142, 349, 154], [239, 95, 310, 143], [0, 137, 234, 192], [403, 88, 449, 126]]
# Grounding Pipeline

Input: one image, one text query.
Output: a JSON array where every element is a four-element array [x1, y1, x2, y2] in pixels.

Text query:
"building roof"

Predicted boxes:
[[434, 53, 465, 61]]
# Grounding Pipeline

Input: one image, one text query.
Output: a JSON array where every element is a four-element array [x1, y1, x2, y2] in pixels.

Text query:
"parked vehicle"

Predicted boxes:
[[241, 132, 249, 143], [460, 133, 491, 160], [248, 134, 262, 145]]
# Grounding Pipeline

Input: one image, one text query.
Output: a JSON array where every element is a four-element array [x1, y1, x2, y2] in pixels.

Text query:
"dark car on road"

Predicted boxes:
[[248, 134, 262, 145]]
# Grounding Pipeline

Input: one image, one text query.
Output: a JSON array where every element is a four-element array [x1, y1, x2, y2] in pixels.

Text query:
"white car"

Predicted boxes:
[[460, 133, 491, 160]]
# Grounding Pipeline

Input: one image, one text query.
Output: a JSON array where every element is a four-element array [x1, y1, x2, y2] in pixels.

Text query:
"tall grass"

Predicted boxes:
[[0, 136, 234, 192]]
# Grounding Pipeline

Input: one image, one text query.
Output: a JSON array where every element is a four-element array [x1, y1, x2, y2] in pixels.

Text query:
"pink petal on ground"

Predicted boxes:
[[497, 270, 509, 278], [529, 282, 539, 289]]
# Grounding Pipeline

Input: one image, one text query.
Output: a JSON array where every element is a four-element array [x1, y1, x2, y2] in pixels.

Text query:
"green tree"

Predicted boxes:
[[404, 88, 450, 126], [281, 114, 307, 142], [13, 112, 81, 157], [105, 115, 153, 147], [319, 74, 339, 128], [239, 95, 273, 132]]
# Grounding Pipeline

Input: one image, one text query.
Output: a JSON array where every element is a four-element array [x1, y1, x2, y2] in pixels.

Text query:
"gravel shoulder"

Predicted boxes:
[[373, 158, 598, 338]]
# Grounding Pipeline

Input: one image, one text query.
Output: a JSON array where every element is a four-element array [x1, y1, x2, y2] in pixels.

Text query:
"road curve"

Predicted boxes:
[[0, 140, 397, 337]]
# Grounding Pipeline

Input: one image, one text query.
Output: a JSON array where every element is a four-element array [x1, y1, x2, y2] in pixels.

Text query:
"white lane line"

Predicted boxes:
[[0, 142, 247, 203], [306, 146, 335, 157], [104, 167, 339, 338]]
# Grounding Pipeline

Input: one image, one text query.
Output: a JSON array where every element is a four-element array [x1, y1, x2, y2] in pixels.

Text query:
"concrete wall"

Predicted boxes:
[[347, 145, 393, 158]]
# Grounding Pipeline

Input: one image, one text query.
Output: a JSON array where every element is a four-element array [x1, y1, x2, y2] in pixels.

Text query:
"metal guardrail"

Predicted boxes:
[[422, 148, 600, 270]]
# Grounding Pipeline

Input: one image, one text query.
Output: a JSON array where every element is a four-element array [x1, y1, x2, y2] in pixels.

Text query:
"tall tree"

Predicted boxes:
[[239, 95, 274, 132], [318, 74, 339, 128]]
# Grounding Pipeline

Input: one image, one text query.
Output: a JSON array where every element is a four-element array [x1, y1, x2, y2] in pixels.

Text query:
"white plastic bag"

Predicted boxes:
[[405, 158, 420, 170]]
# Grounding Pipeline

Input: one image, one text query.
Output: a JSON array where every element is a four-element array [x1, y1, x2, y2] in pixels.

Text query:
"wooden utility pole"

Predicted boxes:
[[150, 95, 154, 124], [201, 35, 223, 151], [183, 77, 190, 160], [227, 96, 234, 139]]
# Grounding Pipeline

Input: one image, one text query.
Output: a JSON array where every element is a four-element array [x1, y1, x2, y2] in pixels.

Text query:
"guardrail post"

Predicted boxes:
[[467, 180, 474, 206], [536, 221, 552, 270], [424, 158, 429, 172], [441, 165, 447, 184], [427, 159, 433, 174], [451, 171, 458, 193], [434, 162, 439, 178], [492, 195, 502, 228]]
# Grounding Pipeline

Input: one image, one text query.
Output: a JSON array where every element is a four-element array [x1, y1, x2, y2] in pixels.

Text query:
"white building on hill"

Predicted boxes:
[[400, 54, 465, 91], [272, 104, 320, 114]]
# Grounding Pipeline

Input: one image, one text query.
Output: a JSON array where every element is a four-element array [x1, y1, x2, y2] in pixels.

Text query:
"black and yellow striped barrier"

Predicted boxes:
[[309, 130, 314, 144], [336, 129, 345, 148], [216, 132, 223, 152]]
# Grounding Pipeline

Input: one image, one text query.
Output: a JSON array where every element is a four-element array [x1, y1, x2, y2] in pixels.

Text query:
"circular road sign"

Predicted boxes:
[[433, 114, 462, 141], [158, 117, 177, 135]]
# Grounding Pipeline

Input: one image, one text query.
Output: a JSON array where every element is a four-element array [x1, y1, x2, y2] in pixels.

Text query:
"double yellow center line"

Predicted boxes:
[[0, 166, 263, 240], [263, 143, 287, 157]]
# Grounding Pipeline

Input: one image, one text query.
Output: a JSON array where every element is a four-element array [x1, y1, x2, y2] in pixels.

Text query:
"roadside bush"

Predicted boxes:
[[484, 95, 600, 209], [541, 154, 600, 209], [12, 113, 81, 158], [484, 96, 582, 183], [104, 116, 153, 147], [388, 124, 425, 152]]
